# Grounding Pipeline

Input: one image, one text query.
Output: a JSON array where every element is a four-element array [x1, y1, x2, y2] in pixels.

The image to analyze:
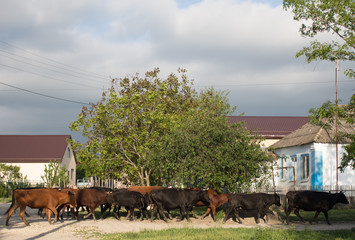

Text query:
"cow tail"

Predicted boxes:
[[4, 190, 15, 215], [284, 193, 287, 214]]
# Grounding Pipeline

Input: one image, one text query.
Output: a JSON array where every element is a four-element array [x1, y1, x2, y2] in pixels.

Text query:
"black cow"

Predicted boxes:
[[223, 193, 281, 224], [106, 189, 147, 221], [149, 188, 210, 222], [284, 190, 349, 225]]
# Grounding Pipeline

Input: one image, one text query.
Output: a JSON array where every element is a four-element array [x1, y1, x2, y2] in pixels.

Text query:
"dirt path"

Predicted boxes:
[[1, 203, 354, 240]]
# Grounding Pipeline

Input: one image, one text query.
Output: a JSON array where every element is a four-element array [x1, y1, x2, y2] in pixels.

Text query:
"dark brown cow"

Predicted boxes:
[[75, 188, 109, 220], [5, 188, 77, 226], [194, 189, 230, 221], [127, 186, 167, 219]]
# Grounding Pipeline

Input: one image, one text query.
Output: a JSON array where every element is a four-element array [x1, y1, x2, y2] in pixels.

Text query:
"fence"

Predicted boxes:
[[254, 184, 355, 206]]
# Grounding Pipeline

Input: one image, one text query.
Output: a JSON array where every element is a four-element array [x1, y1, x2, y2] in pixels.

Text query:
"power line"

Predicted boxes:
[[0, 40, 108, 79], [0, 62, 102, 89], [0, 50, 109, 83], [0, 81, 90, 106]]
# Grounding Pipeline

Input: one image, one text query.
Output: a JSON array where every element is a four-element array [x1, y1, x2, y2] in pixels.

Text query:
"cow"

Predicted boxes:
[[149, 188, 210, 222], [127, 186, 167, 219], [107, 189, 148, 221], [75, 188, 110, 220], [223, 192, 281, 224], [284, 190, 349, 225], [5, 188, 77, 226], [191, 189, 230, 221]]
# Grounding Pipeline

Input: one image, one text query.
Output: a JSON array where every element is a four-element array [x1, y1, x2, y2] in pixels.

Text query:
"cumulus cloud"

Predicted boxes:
[[0, 0, 353, 136]]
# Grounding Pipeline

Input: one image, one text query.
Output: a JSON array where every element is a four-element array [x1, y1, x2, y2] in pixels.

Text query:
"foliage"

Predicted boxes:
[[0, 163, 24, 181], [41, 160, 69, 187], [309, 95, 355, 171], [283, 0, 354, 78], [150, 88, 272, 191], [70, 68, 198, 186]]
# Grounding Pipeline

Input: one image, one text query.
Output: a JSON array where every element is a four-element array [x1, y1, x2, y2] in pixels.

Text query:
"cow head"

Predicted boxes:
[[68, 191, 78, 208], [336, 191, 349, 205], [106, 193, 115, 205], [200, 190, 210, 205], [274, 193, 281, 206]]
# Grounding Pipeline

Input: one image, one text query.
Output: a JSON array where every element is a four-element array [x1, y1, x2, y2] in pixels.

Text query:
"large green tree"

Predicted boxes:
[[283, 0, 354, 77], [309, 95, 355, 171], [151, 88, 273, 191], [70, 68, 197, 186]]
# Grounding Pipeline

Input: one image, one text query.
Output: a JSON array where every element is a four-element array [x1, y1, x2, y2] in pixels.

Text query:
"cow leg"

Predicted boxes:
[[222, 205, 233, 223], [294, 208, 305, 222], [285, 206, 293, 225], [201, 207, 211, 220], [234, 209, 242, 223], [5, 204, 19, 226], [310, 210, 321, 224], [158, 207, 169, 222], [211, 206, 217, 222], [190, 209, 200, 219], [19, 206, 30, 226], [323, 211, 331, 225]]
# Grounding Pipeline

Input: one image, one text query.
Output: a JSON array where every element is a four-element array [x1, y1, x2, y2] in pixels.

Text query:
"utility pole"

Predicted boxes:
[[335, 59, 339, 192]]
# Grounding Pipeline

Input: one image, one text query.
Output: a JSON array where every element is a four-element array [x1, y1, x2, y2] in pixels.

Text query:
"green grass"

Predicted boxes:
[[277, 208, 355, 223], [100, 228, 355, 240], [0, 197, 11, 203]]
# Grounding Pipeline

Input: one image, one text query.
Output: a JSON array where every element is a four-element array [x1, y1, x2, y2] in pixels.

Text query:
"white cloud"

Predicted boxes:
[[0, 0, 353, 136]]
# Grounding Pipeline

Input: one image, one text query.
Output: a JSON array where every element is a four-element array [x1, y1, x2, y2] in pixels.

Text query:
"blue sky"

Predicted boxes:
[[0, 0, 353, 139]]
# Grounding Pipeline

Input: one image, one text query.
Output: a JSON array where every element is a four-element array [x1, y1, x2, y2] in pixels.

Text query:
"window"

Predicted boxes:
[[71, 169, 74, 181], [301, 154, 309, 180], [290, 156, 297, 181], [280, 157, 287, 180], [68, 147, 71, 158]]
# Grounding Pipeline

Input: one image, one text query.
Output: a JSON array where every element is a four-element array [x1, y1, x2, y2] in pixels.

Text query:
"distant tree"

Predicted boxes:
[[283, 0, 354, 78], [70, 68, 198, 186], [0, 163, 24, 181], [41, 160, 68, 187], [309, 94, 355, 171], [152, 88, 273, 191]]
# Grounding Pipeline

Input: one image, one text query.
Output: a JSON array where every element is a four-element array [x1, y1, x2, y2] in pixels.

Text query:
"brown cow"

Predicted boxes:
[[75, 188, 110, 220], [128, 186, 166, 195], [192, 189, 230, 221], [5, 188, 77, 226]]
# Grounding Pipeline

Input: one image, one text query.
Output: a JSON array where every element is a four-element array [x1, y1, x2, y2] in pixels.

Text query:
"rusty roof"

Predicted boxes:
[[227, 116, 310, 138], [0, 135, 72, 163]]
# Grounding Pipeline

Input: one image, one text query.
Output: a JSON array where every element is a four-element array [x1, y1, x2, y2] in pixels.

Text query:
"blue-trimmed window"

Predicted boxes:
[[280, 157, 287, 180], [290, 155, 296, 181], [301, 154, 309, 180]]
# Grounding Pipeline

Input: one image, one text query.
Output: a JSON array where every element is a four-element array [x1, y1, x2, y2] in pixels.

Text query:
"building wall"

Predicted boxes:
[[60, 143, 76, 187], [8, 162, 47, 183], [274, 143, 355, 188]]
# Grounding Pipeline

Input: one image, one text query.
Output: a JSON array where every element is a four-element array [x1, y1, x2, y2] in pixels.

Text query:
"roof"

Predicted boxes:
[[0, 135, 72, 163], [271, 121, 355, 149], [227, 116, 310, 139]]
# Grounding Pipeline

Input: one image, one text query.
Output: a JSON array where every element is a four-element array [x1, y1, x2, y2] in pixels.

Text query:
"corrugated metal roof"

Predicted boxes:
[[0, 135, 72, 163], [227, 116, 310, 138]]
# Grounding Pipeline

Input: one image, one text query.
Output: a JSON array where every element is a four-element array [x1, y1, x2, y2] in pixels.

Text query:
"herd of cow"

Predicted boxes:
[[4, 186, 349, 227]]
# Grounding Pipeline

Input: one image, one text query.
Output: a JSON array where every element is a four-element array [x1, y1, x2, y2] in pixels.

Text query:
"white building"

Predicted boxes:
[[0, 135, 77, 186], [271, 121, 355, 191]]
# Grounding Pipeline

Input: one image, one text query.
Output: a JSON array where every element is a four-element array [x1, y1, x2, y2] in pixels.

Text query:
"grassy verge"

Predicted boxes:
[[0, 197, 11, 203], [101, 228, 355, 240]]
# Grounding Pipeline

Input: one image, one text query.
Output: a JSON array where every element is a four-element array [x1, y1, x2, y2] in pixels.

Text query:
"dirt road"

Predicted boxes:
[[1, 203, 354, 240]]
